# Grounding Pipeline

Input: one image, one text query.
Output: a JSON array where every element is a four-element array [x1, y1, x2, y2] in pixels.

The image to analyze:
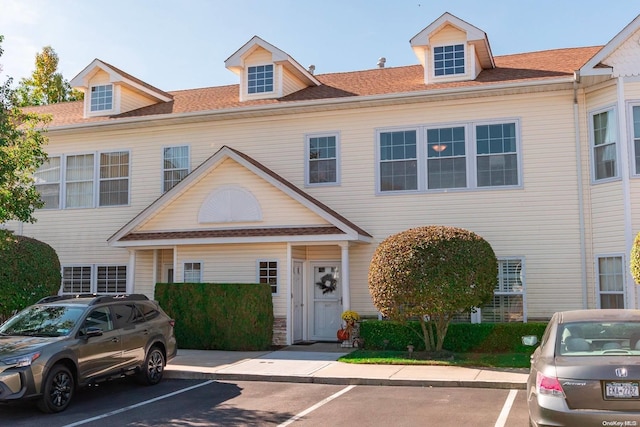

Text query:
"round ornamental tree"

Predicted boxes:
[[0, 231, 61, 321], [631, 232, 640, 285], [368, 225, 498, 351]]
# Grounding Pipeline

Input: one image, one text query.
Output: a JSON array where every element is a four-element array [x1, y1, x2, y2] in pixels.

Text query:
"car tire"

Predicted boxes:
[[37, 364, 74, 413], [136, 346, 165, 386]]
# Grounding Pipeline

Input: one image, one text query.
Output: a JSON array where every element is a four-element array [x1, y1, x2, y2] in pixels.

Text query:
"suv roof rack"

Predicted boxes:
[[37, 294, 149, 305]]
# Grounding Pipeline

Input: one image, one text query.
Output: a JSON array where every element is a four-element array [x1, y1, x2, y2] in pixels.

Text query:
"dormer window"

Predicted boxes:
[[434, 44, 465, 76], [247, 65, 274, 94], [90, 84, 113, 112]]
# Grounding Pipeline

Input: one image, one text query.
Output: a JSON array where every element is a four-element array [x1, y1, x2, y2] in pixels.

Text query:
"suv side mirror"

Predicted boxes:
[[84, 327, 103, 339], [522, 335, 539, 346]]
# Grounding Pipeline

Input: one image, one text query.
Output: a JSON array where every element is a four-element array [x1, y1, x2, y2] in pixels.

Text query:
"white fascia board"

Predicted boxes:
[[111, 233, 361, 248]]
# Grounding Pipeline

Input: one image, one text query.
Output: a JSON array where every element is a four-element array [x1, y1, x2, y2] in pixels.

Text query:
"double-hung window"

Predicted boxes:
[[247, 64, 273, 94], [434, 44, 465, 76], [597, 255, 625, 308], [64, 151, 129, 208], [258, 260, 278, 294], [34, 157, 61, 209], [62, 265, 127, 294], [481, 259, 525, 322], [592, 109, 617, 181], [632, 106, 640, 174], [163, 145, 189, 192], [427, 126, 466, 189], [379, 130, 418, 191], [476, 123, 518, 187], [183, 262, 202, 283], [90, 84, 113, 112], [307, 134, 338, 185], [377, 120, 519, 193]]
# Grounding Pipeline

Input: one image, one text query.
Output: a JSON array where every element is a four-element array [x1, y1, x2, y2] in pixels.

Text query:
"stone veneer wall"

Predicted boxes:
[[272, 317, 287, 345]]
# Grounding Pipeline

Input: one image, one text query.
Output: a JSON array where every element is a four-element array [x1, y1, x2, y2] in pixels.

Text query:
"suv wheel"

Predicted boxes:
[[137, 346, 165, 385], [37, 364, 74, 413]]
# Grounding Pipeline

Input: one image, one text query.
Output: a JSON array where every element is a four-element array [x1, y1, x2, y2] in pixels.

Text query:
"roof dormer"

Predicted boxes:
[[410, 12, 495, 85], [70, 59, 173, 118], [225, 36, 320, 102]]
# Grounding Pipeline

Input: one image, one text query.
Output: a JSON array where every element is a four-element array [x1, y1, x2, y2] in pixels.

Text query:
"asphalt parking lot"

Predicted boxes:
[[0, 379, 529, 426]]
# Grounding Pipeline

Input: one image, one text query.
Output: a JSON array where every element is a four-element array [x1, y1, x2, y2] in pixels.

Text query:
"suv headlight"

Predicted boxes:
[[2, 352, 41, 367]]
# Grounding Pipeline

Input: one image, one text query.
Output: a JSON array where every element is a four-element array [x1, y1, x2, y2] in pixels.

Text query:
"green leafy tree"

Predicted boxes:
[[368, 225, 498, 352], [0, 35, 50, 224], [14, 45, 83, 106]]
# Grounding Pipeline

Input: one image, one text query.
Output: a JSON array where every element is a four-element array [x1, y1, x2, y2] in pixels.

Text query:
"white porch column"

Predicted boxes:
[[286, 243, 292, 345], [127, 250, 136, 293], [340, 242, 350, 310]]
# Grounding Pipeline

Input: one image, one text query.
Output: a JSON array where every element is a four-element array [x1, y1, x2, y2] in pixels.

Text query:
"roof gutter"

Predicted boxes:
[[46, 77, 575, 134]]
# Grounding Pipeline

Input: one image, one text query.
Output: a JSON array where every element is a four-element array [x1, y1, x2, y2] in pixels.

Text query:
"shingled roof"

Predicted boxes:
[[23, 46, 602, 128]]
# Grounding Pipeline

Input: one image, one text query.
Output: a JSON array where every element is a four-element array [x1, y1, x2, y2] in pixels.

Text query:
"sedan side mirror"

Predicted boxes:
[[522, 335, 539, 346]]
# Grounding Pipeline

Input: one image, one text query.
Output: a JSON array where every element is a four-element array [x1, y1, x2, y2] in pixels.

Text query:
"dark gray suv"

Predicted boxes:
[[0, 294, 177, 413]]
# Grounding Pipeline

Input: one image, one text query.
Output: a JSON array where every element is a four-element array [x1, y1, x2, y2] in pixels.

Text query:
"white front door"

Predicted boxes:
[[310, 263, 342, 341], [292, 261, 304, 342]]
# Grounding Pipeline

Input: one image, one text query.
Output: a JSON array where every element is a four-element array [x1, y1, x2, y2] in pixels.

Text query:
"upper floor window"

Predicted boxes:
[[307, 134, 339, 186], [247, 64, 273, 94], [592, 109, 617, 181], [38, 151, 129, 210], [427, 126, 466, 189], [258, 260, 278, 294], [163, 145, 189, 192], [34, 157, 61, 209], [379, 130, 418, 191], [476, 123, 518, 187], [632, 106, 640, 174], [434, 44, 465, 76], [377, 120, 520, 193], [90, 84, 113, 112]]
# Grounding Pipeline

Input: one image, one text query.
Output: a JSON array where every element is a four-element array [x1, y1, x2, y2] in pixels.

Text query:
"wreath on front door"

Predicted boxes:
[[316, 273, 337, 294]]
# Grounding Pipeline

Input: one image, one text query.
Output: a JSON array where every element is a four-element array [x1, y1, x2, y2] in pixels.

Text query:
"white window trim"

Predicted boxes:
[[432, 43, 466, 79], [257, 259, 279, 295], [245, 63, 276, 98], [304, 132, 341, 187], [375, 118, 522, 195], [589, 105, 620, 184], [61, 264, 128, 295], [595, 253, 626, 309], [61, 150, 131, 209], [161, 144, 191, 193], [182, 261, 203, 283]]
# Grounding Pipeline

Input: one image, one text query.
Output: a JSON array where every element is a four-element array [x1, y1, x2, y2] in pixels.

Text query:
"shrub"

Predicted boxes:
[[0, 231, 61, 321], [155, 282, 274, 351]]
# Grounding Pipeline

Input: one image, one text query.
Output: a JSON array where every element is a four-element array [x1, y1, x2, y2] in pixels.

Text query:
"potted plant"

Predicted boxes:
[[337, 310, 360, 345]]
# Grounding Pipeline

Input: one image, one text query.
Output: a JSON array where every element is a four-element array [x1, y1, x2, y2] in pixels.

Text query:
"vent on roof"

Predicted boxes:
[[377, 57, 386, 68], [308, 64, 316, 75]]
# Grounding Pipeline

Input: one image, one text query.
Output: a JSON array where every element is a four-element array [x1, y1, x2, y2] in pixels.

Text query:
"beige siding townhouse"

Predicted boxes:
[[8, 12, 640, 344]]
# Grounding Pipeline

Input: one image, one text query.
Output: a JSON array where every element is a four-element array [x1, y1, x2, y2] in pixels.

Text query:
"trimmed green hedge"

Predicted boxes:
[[155, 282, 274, 351], [359, 320, 547, 353]]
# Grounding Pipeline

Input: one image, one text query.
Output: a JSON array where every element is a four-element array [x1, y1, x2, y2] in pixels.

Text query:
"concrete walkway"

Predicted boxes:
[[164, 343, 529, 389]]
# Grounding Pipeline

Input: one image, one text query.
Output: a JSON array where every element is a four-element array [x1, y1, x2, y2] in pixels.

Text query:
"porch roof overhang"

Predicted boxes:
[[112, 226, 367, 248]]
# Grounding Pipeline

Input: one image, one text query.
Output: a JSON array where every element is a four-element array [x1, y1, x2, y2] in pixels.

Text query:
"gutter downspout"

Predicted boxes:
[[573, 73, 588, 309]]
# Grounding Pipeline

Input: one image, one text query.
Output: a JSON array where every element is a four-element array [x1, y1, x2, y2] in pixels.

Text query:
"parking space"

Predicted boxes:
[[0, 379, 529, 426]]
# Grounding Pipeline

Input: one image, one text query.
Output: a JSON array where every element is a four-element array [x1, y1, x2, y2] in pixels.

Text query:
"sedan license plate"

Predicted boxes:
[[605, 381, 640, 399]]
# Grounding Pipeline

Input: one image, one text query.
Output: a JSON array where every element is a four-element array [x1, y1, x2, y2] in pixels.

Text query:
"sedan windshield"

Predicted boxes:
[[558, 321, 640, 356], [0, 306, 85, 337]]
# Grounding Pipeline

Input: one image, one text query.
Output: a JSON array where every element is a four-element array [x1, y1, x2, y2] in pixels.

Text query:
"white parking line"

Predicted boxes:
[[62, 380, 215, 427], [494, 389, 518, 427], [277, 385, 357, 427]]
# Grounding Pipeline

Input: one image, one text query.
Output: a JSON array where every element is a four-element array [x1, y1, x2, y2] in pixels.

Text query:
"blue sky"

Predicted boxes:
[[1, 0, 639, 92]]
